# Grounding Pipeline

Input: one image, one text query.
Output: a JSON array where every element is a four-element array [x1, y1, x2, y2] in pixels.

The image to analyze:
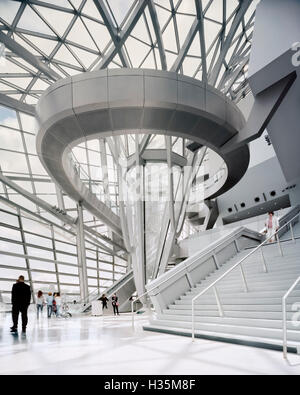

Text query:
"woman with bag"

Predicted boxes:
[[264, 212, 279, 242], [112, 293, 120, 316]]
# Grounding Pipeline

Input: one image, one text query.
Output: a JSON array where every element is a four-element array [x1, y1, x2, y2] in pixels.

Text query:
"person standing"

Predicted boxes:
[[112, 293, 120, 316], [10, 275, 31, 335], [264, 212, 279, 242], [46, 292, 54, 318], [55, 292, 62, 317], [100, 294, 109, 310], [36, 290, 45, 319]]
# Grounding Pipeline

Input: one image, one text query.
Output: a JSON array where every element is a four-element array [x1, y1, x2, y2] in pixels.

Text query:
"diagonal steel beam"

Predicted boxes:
[[93, 0, 130, 67], [219, 54, 250, 93], [195, 0, 207, 82], [0, 31, 60, 81], [148, 0, 167, 70], [208, 0, 252, 86], [96, 0, 148, 70], [170, 18, 199, 72], [0, 92, 35, 115]]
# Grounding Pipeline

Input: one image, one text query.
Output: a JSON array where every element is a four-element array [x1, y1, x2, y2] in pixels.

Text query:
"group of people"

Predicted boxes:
[[10, 277, 122, 335], [36, 291, 62, 319], [10, 280, 63, 335], [100, 293, 120, 315]]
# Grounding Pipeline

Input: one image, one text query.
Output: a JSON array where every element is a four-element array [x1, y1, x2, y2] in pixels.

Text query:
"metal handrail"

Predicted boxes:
[[149, 227, 259, 290], [131, 227, 260, 328], [282, 276, 300, 361], [191, 211, 300, 341]]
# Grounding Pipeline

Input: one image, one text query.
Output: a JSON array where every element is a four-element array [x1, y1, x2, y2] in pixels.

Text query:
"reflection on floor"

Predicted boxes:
[[0, 311, 299, 375]]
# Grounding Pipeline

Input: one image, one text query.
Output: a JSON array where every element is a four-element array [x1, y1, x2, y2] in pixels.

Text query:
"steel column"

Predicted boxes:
[[76, 202, 89, 302], [16, 208, 35, 303]]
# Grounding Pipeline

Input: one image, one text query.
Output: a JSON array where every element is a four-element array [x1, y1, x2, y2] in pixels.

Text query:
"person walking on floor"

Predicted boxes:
[[100, 294, 109, 310], [47, 292, 54, 318], [10, 275, 31, 335], [112, 293, 120, 316], [36, 290, 45, 319]]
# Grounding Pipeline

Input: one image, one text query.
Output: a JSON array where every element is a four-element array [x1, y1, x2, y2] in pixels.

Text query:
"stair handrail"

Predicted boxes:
[[282, 276, 300, 362], [131, 227, 261, 328], [191, 210, 300, 341], [148, 227, 260, 290]]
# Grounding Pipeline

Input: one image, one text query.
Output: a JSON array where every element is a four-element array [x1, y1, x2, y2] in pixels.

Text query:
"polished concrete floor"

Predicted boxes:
[[0, 311, 299, 375]]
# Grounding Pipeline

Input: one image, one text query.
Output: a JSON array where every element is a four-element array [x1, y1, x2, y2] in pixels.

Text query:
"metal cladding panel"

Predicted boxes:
[[75, 109, 112, 135], [45, 115, 85, 147], [168, 111, 199, 134], [226, 101, 245, 133], [190, 116, 228, 148], [37, 81, 73, 126], [72, 74, 108, 112], [177, 79, 206, 114], [267, 77, 300, 183], [248, 0, 300, 84], [246, 0, 300, 183], [205, 89, 226, 126], [144, 74, 178, 109], [108, 74, 144, 108], [40, 131, 65, 161], [110, 107, 144, 131], [142, 107, 174, 131], [108, 68, 145, 77]]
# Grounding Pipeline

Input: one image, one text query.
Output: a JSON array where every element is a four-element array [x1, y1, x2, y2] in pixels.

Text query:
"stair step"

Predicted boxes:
[[193, 282, 300, 293], [185, 289, 300, 299], [195, 274, 300, 288], [145, 231, 300, 352], [168, 303, 296, 312], [156, 314, 298, 330], [162, 309, 296, 320], [143, 324, 300, 353], [179, 295, 300, 305], [147, 319, 300, 341]]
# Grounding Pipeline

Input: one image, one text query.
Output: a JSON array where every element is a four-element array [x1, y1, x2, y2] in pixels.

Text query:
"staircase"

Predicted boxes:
[[144, 236, 300, 353], [81, 269, 135, 313]]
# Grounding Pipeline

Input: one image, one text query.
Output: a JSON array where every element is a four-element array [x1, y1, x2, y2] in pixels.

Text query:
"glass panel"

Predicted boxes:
[[0, 254, 27, 268]]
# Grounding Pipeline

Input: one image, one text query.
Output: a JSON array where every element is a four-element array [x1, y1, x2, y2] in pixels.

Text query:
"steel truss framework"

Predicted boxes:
[[0, 0, 259, 300]]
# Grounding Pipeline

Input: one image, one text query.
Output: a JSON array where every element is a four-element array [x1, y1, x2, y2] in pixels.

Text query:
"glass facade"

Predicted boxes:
[[0, 0, 259, 300]]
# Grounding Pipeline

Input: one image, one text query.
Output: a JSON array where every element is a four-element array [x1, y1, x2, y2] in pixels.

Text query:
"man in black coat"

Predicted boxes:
[[11, 275, 31, 335]]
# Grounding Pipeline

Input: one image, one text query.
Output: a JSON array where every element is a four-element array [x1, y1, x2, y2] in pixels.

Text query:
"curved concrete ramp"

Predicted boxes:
[[36, 69, 250, 233]]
